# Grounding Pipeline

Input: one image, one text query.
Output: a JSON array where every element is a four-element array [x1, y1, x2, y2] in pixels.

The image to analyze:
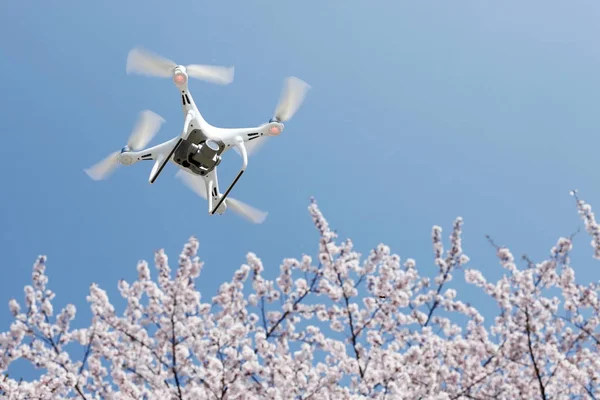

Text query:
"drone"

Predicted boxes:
[[84, 48, 310, 224]]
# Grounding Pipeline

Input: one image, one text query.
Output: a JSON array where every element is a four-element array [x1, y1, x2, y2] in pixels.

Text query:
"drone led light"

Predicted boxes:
[[173, 73, 186, 85]]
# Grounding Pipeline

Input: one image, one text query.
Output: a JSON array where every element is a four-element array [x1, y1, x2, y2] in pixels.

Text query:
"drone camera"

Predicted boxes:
[[202, 139, 220, 154], [188, 140, 221, 170]]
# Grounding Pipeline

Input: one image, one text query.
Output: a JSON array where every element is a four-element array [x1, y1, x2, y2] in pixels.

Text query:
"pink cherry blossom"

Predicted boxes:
[[1, 193, 600, 398]]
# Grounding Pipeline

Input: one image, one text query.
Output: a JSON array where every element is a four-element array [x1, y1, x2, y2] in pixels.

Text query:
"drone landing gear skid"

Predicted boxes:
[[149, 139, 182, 183], [210, 137, 248, 215], [149, 111, 194, 184]]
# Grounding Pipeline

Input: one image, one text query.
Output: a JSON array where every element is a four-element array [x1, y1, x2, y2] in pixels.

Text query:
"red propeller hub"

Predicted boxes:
[[173, 72, 187, 85], [269, 125, 282, 136]]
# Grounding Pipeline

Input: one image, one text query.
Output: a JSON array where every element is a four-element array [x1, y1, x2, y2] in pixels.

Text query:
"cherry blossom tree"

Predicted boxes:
[[1, 192, 600, 399]]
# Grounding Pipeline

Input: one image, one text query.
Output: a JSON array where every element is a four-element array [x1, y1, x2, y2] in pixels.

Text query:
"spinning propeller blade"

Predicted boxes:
[[273, 76, 310, 122], [175, 169, 208, 199], [126, 48, 177, 78], [233, 136, 268, 157], [84, 110, 165, 181], [84, 152, 120, 181], [175, 170, 268, 224], [126, 47, 234, 85], [127, 110, 165, 149], [242, 136, 268, 156], [235, 76, 310, 157], [186, 64, 235, 85], [225, 198, 268, 224]]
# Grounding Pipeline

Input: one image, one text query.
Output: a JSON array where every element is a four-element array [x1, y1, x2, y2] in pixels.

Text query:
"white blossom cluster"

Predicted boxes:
[[1, 196, 600, 399]]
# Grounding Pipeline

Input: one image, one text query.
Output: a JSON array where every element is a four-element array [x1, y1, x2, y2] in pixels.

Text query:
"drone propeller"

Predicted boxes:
[[237, 76, 310, 157], [126, 47, 234, 85], [272, 76, 311, 123], [84, 110, 165, 181], [175, 170, 268, 224]]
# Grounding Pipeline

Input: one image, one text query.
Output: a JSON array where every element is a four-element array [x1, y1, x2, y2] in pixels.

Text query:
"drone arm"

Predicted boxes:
[[123, 136, 180, 162], [213, 125, 271, 149], [181, 110, 195, 140]]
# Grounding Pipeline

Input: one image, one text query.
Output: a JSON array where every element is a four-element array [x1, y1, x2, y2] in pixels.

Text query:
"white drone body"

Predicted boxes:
[[85, 48, 310, 224]]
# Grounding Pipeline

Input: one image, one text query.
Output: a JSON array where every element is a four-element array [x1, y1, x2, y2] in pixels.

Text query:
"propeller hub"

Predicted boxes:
[[118, 153, 134, 166], [173, 66, 188, 86], [121, 146, 131, 153], [267, 121, 284, 136]]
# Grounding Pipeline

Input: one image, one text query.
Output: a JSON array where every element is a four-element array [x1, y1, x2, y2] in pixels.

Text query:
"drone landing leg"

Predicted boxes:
[[148, 111, 194, 184], [210, 170, 244, 215], [148, 139, 182, 184], [210, 138, 248, 215], [206, 178, 215, 213], [201, 169, 221, 214]]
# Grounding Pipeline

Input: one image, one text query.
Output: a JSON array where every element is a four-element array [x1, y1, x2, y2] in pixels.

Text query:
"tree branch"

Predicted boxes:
[[525, 308, 547, 400]]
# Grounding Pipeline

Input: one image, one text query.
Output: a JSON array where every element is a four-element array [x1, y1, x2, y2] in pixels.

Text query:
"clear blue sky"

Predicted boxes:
[[2, 0, 600, 380]]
